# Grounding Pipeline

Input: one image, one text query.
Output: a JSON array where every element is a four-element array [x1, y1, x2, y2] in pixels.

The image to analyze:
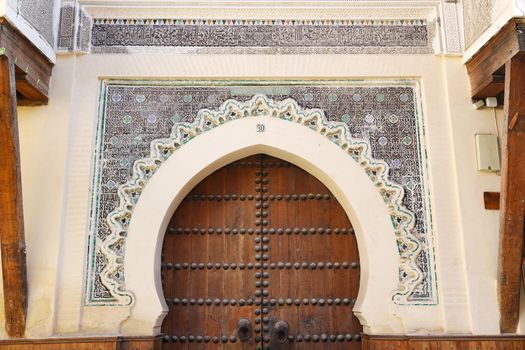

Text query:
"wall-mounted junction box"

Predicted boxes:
[[475, 134, 500, 172]]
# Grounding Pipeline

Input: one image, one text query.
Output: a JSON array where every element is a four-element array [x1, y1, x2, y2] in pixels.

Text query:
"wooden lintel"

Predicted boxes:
[[471, 74, 505, 100], [0, 18, 53, 105], [0, 335, 162, 349], [483, 192, 500, 210], [15, 67, 48, 105], [362, 335, 525, 350], [0, 54, 27, 337], [466, 18, 525, 99], [498, 55, 525, 333]]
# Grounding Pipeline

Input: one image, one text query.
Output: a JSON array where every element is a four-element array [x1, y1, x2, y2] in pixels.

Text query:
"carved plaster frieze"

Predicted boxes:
[[57, 0, 92, 53], [101, 95, 424, 306], [90, 18, 433, 54]]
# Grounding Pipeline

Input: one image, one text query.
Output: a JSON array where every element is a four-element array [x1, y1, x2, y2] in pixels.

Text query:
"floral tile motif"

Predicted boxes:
[[87, 81, 436, 306]]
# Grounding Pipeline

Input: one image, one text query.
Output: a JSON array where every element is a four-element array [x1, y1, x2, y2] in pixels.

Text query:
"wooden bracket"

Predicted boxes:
[[0, 19, 52, 106], [466, 19, 525, 100], [483, 192, 500, 210]]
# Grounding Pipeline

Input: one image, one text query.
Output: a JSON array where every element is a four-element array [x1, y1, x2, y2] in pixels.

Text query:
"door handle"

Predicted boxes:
[[237, 318, 252, 342], [274, 320, 289, 343]]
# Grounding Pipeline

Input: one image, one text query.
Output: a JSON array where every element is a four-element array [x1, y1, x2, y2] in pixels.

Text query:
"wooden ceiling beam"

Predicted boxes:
[[466, 18, 525, 100], [15, 67, 48, 106], [0, 18, 53, 106]]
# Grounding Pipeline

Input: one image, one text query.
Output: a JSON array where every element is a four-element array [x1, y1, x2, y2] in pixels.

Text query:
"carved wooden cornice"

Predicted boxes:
[[0, 18, 53, 105]]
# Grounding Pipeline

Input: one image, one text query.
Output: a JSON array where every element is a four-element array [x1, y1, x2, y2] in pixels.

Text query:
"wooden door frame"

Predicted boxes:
[[121, 116, 404, 336]]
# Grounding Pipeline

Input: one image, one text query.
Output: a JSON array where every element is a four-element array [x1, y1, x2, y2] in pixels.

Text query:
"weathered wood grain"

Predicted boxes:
[[498, 55, 525, 333], [465, 18, 525, 99], [483, 192, 500, 210], [0, 53, 27, 338]]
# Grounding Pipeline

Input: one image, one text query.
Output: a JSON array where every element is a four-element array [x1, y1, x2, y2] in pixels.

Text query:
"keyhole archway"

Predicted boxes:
[[121, 114, 404, 336], [160, 153, 362, 348]]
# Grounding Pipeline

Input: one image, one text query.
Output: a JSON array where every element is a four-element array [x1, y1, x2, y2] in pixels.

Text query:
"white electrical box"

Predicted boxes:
[[475, 134, 500, 172]]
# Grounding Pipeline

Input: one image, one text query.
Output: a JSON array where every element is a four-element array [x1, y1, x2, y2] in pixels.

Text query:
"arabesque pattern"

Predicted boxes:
[[100, 95, 426, 306]]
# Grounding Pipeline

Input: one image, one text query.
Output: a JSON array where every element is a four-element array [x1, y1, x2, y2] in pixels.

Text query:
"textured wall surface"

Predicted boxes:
[[462, 0, 495, 47], [86, 80, 436, 307], [57, 2, 76, 51], [91, 19, 433, 54], [19, 0, 56, 46]]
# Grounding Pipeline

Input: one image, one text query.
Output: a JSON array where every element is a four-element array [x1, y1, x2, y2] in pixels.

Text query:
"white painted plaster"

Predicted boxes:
[[45, 53, 470, 337], [442, 58, 502, 334], [0, 1, 6, 17], [17, 55, 77, 337], [83, 3, 437, 22], [123, 115, 404, 335]]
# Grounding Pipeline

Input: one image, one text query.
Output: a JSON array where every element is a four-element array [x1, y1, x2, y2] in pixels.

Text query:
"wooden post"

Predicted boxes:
[[498, 55, 525, 333], [0, 51, 27, 337]]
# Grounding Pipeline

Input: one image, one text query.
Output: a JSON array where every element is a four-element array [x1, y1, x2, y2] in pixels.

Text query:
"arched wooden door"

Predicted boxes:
[[161, 154, 362, 349]]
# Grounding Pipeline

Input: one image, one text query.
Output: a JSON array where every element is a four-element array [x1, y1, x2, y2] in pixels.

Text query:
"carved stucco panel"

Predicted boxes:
[[86, 83, 437, 308], [463, 0, 496, 47]]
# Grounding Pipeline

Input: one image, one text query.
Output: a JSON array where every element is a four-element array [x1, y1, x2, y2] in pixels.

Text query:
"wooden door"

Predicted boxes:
[[161, 154, 362, 350]]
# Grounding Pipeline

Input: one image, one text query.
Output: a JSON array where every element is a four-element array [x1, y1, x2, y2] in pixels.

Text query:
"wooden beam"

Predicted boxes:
[[466, 18, 525, 99], [14, 66, 48, 106], [0, 18, 53, 105], [484, 192, 500, 210], [498, 55, 525, 333], [362, 335, 525, 350], [0, 335, 161, 349], [0, 52, 27, 337]]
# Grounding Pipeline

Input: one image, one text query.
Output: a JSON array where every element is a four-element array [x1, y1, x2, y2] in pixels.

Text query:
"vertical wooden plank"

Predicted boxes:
[[498, 55, 525, 333], [0, 53, 27, 338], [265, 156, 361, 349]]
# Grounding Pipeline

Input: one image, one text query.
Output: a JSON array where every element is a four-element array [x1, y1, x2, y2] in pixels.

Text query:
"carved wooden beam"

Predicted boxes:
[[466, 17, 525, 334], [0, 53, 27, 338], [0, 18, 53, 105], [466, 18, 525, 100]]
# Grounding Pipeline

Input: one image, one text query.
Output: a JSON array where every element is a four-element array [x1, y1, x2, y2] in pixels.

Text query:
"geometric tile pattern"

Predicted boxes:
[[19, 0, 55, 46], [57, 2, 76, 51], [57, 0, 92, 53], [87, 80, 436, 305]]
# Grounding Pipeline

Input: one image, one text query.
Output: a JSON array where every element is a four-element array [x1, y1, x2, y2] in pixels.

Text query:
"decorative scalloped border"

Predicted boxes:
[[93, 18, 428, 26], [101, 95, 424, 305]]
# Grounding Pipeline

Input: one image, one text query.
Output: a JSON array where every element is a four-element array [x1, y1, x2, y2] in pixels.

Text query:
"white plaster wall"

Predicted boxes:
[[16, 55, 77, 338], [11, 53, 510, 338], [441, 57, 502, 334], [49, 53, 464, 336]]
